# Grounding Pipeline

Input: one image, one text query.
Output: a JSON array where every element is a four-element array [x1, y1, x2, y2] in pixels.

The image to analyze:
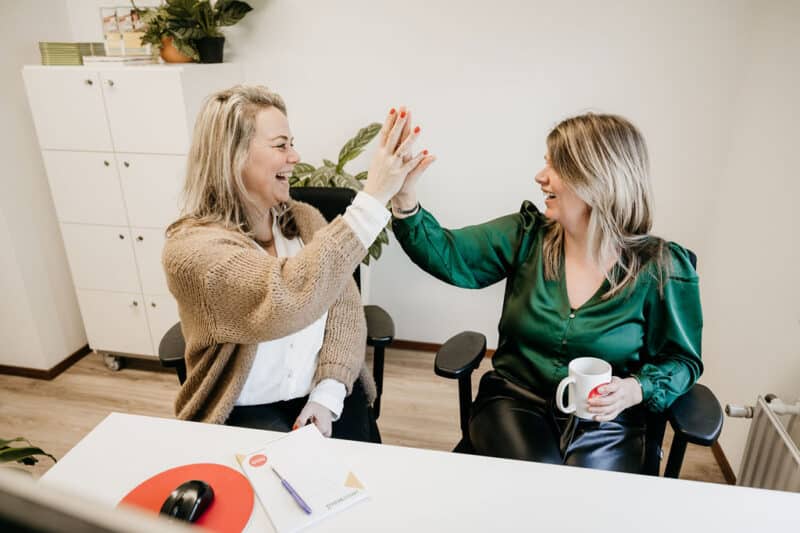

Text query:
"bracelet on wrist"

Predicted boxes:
[[392, 202, 420, 217]]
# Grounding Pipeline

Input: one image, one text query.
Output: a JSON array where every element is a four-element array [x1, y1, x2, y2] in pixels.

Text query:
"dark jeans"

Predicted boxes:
[[225, 377, 381, 443], [468, 371, 646, 473]]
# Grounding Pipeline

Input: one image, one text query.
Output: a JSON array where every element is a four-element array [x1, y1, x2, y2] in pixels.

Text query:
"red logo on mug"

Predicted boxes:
[[588, 383, 610, 399], [249, 454, 268, 467]]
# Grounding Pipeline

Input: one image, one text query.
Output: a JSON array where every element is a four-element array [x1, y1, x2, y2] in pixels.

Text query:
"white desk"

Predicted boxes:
[[41, 413, 799, 532]]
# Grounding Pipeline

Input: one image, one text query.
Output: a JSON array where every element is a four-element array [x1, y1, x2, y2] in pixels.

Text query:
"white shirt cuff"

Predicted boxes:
[[309, 378, 347, 421], [342, 191, 391, 248]]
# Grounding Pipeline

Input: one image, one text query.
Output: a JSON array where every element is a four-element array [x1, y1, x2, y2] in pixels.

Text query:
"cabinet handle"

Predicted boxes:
[[85, 79, 93, 86], [107, 79, 115, 87], [132, 300, 139, 307], [103, 160, 110, 167], [136, 235, 143, 242], [151, 302, 157, 308], [118, 234, 125, 240], [123, 161, 130, 168]]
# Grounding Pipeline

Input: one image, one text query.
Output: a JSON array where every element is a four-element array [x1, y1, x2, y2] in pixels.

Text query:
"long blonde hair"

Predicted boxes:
[[166, 84, 298, 239], [542, 113, 669, 298]]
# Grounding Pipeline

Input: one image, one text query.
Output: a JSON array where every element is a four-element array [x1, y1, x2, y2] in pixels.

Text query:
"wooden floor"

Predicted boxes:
[[0, 348, 726, 483]]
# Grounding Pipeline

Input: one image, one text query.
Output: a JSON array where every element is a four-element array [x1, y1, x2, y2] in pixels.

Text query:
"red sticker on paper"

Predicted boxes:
[[249, 454, 267, 467]]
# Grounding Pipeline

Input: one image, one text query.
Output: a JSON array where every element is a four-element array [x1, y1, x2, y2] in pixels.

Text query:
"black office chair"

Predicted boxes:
[[158, 187, 395, 418], [432, 250, 723, 478]]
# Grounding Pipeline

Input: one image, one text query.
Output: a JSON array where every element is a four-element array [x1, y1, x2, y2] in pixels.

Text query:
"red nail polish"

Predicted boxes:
[[400, 111, 407, 118], [414, 126, 420, 134], [389, 108, 396, 115], [423, 149, 429, 155]]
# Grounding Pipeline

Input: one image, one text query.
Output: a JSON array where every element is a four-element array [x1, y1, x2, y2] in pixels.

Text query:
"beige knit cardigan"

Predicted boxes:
[[162, 200, 376, 424]]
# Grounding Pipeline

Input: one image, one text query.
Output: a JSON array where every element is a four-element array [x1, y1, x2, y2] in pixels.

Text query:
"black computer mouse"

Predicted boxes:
[[159, 479, 215, 522]]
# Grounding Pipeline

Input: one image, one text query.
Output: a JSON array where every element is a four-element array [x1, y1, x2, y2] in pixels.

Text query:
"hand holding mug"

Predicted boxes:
[[586, 376, 643, 422]]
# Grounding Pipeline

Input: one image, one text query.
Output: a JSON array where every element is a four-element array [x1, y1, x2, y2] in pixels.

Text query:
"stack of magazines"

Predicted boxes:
[[82, 55, 156, 66]]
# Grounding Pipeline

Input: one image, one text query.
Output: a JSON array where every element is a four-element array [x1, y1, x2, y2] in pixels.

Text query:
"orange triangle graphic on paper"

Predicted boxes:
[[344, 471, 364, 489]]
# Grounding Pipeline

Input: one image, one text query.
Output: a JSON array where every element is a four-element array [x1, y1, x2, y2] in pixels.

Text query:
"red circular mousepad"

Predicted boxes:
[[118, 463, 254, 533]]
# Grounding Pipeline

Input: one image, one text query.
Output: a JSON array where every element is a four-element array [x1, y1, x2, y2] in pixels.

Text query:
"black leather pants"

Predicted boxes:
[[469, 371, 646, 473], [225, 377, 381, 444]]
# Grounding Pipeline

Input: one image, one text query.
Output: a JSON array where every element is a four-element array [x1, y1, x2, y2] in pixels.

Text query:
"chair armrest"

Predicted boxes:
[[364, 305, 394, 347], [434, 331, 486, 380], [158, 322, 186, 368], [667, 383, 723, 447]]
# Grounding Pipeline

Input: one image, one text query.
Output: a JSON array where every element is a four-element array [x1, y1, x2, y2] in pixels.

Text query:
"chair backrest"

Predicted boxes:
[[290, 187, 360, 288]]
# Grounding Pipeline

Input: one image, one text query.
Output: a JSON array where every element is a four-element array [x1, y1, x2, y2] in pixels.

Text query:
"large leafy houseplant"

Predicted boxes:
[[289, 123, 390, 264], [135, 0, 252, 61], [1, 437, 56, 467]]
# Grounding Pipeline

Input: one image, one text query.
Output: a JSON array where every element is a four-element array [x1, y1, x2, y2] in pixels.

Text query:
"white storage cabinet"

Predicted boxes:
[[23, 64, 241, 369]]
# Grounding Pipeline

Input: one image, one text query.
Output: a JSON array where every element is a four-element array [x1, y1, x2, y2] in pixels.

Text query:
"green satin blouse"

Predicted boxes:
[[392, 201, 703, 412]]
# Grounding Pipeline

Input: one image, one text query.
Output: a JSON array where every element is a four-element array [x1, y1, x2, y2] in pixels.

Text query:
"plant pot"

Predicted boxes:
[[160, 37, 193, 63], [196, 36, 225, 63]]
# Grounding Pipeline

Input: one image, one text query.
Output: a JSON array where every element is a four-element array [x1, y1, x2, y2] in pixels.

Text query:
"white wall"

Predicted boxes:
[[1, 0, 87, 369], [227, 0, 749, 346], [38, 0, 800, 473], [701, 0, 800, 474]]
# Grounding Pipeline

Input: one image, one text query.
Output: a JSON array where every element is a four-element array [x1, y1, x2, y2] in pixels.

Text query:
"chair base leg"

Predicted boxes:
[[372, 345, 385, 419]]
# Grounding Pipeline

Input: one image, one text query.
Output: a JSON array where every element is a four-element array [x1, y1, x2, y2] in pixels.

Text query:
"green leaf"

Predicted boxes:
[[173, 27, 205, 40], [0, 446, 56, 464], [215, 0, 253, 27], [337, 122, 381, 171], [171, 35, 199, 60], [322, 159, 336, 168], [0, 438, 26, 447], [354, 171, 368, 181], [292, 162, 315, 178]]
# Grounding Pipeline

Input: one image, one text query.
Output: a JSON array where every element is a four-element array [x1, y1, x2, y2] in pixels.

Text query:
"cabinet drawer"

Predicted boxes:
[[132, 228, 169, 295], [101, 70, 188, 154], [118, 154, 185, 228], [42, 151, 128, 225], [145, 294, 180, 356], [61, 224, 141, 293], [23, 68, 113, 151], [77, 289, 154, 356]]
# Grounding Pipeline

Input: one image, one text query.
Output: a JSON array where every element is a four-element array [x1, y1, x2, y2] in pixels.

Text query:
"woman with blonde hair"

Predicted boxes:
[[390, 113, 702, 471], [163, 85, 433, 442]]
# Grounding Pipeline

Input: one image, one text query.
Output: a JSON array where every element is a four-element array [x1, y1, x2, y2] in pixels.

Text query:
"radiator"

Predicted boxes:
[[727, 396, 800, 492]]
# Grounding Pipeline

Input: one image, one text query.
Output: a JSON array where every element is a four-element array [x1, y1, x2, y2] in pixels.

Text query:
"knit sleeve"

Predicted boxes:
[[203, 217, 366, 345], [312, 277, 367, 394], [635, 243, 704, 412]]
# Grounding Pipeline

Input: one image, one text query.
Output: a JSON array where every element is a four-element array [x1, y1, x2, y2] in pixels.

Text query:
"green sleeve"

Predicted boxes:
[[635, 243, 704, 412], [391, 201, 540, 289]]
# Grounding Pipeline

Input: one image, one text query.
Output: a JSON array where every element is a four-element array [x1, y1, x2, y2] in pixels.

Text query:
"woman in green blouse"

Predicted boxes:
[[390, 113, 703, 473]]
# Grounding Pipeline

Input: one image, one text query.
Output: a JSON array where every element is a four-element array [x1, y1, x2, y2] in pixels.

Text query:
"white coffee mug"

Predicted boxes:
[[555, 357, 612, 419]]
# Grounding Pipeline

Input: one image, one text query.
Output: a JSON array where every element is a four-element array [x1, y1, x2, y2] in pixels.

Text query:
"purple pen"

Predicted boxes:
[[271, 465, 313, 515]]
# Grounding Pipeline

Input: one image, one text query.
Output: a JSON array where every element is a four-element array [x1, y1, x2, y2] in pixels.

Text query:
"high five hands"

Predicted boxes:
[[363, 107, 436, 206]]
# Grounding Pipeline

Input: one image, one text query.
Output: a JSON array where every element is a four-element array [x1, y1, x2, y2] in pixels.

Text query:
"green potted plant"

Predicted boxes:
[[289, 123, 391, 264], [1, 437, 56, 468], [134, 0, 253, 63]]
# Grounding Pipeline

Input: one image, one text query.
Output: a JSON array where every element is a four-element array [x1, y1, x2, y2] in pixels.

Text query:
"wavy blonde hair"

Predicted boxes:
[[542, 113, 669, 298], [166, 84, 298, 239]]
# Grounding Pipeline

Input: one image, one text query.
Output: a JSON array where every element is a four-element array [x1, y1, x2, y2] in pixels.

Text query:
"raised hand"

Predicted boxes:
[[362, 107, 432, 205]]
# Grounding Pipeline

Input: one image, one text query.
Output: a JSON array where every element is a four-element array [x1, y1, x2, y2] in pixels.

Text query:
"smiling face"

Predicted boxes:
[[534, 154, 590, 231], [241, 106, 300, 210]]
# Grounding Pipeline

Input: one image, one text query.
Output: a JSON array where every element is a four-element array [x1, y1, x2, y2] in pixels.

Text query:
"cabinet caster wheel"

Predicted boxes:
[[103, 354, 123, 371]]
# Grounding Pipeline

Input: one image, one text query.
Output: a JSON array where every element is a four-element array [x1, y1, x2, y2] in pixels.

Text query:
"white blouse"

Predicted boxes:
[[235, 192, 390, 419]]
